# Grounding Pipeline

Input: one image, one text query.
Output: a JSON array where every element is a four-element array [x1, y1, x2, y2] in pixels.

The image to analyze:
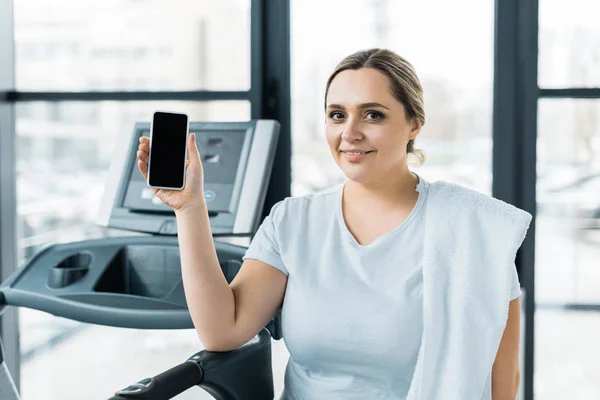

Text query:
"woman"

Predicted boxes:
[[136, 48, 531, 400]]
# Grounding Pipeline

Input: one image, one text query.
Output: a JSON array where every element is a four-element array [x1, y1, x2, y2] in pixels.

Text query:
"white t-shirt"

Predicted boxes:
[[243, 173, 521, 400]]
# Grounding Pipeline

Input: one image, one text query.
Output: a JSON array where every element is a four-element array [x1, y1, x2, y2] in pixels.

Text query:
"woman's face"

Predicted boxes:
[[325, 67, 421, 184]]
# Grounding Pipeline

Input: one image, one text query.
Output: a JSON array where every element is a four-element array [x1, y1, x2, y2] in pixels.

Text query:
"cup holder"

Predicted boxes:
[[48, 252, 93, 289]]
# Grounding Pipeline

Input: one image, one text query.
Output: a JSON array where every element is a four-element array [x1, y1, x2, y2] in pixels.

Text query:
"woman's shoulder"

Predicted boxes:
[[287, 183, 341, 206], [428, 179, 490, 203], [427, 179, 532, 223], [267, 183, 342, 222]]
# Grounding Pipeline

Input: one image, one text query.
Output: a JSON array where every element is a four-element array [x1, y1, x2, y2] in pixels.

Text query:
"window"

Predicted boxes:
[[539, 0, 600, 88], [14, 0, 251, 91], [535, 99, 600, 397]]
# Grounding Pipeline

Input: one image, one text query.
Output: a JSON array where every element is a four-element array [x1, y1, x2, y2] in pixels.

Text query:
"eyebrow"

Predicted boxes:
[[327, 102, 390, 111]]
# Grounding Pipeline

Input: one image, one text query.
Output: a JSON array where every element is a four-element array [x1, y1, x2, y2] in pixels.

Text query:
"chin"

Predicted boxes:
[[341, 167, 372, 183]]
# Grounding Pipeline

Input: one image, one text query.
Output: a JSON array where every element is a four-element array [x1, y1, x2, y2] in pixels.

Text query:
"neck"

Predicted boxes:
[[344, 164, 419, 209]]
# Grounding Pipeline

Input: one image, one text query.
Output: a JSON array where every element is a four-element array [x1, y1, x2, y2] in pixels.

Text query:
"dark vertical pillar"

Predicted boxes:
[[493, 0, 538, 398], [251, 0, 291, 217]]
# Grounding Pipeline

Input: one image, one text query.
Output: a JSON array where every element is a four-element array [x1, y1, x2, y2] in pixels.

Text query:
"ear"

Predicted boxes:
[[409, 118, 422, 139]]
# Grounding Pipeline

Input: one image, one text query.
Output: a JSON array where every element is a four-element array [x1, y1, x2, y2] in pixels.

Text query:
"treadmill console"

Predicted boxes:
[[96, 120, 280, 236]]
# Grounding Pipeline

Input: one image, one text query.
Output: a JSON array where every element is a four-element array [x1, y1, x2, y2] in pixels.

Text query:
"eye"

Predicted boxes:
[[328, 111, 345, 121], [365, 111, 384, 121]]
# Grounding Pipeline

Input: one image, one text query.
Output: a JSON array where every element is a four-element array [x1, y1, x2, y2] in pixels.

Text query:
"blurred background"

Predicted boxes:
[[0, 0, 599, 399]]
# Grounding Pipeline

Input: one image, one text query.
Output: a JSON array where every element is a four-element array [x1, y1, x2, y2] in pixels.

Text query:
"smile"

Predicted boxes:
[[341, 150, 374, 154], [341, 150, 374, 161]]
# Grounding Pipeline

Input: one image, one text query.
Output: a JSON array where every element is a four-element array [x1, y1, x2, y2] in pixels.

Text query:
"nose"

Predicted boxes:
[[340, 118, 363, 142]]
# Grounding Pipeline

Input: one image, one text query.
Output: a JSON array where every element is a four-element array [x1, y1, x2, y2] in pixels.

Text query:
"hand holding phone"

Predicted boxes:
[[137, 112, 206, 212]]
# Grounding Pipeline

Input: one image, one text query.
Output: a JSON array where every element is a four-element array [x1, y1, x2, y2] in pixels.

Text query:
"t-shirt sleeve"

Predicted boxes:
[[242, 200, 289, 276], [510, 261, 522, 300]]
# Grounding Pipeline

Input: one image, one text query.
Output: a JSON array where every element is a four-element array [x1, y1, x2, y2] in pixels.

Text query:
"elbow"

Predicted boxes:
[[202, 332, 256, 352], [204, 343, 235, 352], [202, 337, 236, 352], [199, 332, 241, 353]]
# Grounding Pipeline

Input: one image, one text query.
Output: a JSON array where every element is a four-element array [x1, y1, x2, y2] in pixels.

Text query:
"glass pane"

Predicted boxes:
[[16, 100, 251, 399], [16, 100, 250, 262], [539, 0, 600, 88], [536, 99, 600, 304], [535, 310, 600, 398], [290, 0, 494, 196], [536, 99, 600, 397], [14, 0, 250, 91]]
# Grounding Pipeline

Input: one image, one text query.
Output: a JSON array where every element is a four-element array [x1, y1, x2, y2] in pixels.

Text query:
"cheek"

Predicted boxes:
[[371, 132, 407, 159], [325, 126, 340, 147]]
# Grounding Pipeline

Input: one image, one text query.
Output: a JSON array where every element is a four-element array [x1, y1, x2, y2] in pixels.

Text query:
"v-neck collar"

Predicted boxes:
[[336, 172, 427, 250]]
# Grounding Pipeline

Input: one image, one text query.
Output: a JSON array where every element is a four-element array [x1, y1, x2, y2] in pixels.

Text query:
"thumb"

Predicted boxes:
[[187, 133, 200, 165]]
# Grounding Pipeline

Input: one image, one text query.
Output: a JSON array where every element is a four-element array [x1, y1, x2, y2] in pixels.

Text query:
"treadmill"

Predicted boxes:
[[0, 119, 281, 399]]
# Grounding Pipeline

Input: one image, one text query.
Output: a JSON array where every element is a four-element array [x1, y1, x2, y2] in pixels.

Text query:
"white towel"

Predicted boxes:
[[406, 180, 533, 400]]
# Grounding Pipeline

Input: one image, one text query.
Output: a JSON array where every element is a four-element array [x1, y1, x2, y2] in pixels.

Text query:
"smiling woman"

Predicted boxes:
[[240, 48, 526, 399], [323, 49, 425, 241], [325, 49, 427, 173], [244, 47, 436, 392]]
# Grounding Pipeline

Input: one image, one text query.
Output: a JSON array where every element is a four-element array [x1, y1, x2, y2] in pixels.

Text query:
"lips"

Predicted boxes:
[[341, 150, 374, 162]]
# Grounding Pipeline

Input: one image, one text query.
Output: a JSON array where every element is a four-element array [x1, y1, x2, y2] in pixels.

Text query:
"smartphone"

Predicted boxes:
[[147, 111, 189, 190]]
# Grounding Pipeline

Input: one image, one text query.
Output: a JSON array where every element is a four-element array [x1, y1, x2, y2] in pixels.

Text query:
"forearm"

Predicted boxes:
[[175, 203, 236, 350], [492, 370, 520, 400]]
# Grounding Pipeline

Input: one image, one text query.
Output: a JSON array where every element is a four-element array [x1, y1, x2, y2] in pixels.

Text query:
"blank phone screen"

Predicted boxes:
[[148, 112, 188, 189]]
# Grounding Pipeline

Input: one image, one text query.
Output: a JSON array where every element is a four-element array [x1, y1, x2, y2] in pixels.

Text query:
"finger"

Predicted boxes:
[[138, 159, 148, 180], [138, 143, 149, 154], [137, 150, 148, 164], [139, 136, 150, 145], [187, 133, 201, 165]]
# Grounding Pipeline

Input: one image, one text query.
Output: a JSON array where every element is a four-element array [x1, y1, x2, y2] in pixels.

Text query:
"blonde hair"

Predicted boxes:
[[325, 48, 426, 166]]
